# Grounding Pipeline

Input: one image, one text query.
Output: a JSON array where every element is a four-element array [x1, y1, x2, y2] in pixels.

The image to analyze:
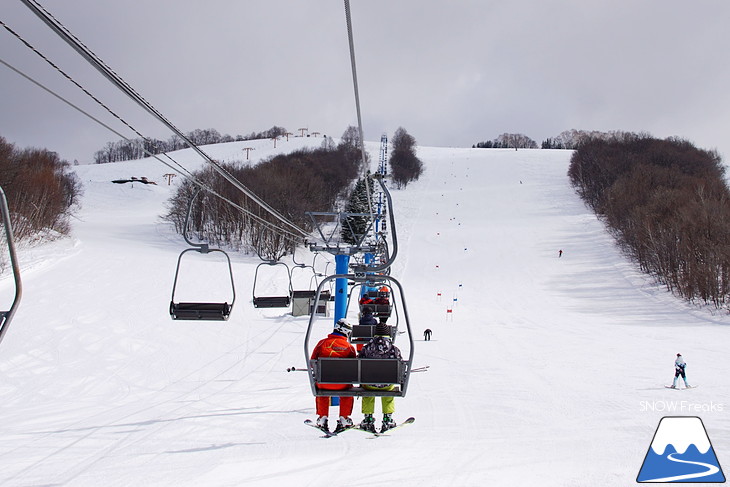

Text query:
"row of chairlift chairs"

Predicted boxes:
[[170, 245, 329, 320], [0, 176, 412, 398], [168, 188, 318, 320], [168, 188, 413, 399], [167, 232, 413, 399]]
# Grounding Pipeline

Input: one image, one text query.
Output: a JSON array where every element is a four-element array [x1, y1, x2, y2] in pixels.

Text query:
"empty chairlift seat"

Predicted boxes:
[[170, 301, 232, 321], [253, 295, 292, 308], [169, 247, 236, 321], [252, 261, 293, 309], [168, 189, 236, 322]]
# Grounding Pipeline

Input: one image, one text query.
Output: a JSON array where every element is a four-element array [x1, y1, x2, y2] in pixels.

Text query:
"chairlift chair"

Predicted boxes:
[[170, 246, 236, 320], [304, 273, 413, 398], [169, 188, 236, 321], [252, 260, 293, 308], [354, 280, 394, 319]]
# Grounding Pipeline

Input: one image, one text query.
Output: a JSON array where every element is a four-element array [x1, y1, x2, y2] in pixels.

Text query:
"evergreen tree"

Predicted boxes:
[[341, 176, 374, 244]]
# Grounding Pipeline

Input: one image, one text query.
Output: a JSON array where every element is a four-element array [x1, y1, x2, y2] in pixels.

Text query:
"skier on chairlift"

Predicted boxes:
[[310, 319, 357, 433], [358, 319, 402, 433]]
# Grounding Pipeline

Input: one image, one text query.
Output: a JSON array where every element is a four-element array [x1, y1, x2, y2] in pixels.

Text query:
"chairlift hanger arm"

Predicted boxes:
[[365, 176, 398, 273], [181, 188, 209, 250], [0, 185, 22, 346]]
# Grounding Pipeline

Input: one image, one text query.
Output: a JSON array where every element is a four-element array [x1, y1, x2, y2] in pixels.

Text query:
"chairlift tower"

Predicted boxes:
[[375, 133, 388, 237], [306, 211, 379, 322], [364, 134, 389, 280]]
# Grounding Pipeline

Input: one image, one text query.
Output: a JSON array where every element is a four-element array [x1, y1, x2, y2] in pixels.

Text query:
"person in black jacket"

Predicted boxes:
[[358, 319, 402, 433], [359, 306, 378, 327]]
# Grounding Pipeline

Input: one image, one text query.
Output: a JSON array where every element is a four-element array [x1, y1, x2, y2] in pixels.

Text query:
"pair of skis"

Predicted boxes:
[[305, 417, 415, 438]]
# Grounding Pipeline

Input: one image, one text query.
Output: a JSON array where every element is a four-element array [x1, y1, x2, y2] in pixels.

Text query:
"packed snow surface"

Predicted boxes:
[[1, 138, 729, 486]]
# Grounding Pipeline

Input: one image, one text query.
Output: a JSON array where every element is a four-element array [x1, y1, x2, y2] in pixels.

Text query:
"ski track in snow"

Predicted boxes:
[[0, 140, 729, 486]]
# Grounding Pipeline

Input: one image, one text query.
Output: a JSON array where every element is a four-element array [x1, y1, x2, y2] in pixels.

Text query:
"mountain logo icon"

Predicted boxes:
[[637, 416, 725, 483]]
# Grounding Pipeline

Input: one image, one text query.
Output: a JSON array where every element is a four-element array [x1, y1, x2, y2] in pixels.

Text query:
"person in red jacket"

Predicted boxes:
[[310, 319, 356, 433]]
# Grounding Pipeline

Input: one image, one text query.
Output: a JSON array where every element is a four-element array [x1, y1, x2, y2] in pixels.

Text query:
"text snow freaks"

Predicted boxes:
[[640, 401, 724, 413]]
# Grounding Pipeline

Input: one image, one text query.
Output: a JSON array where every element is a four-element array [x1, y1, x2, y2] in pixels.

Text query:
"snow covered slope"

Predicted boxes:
[[0, 139, 728, 486]]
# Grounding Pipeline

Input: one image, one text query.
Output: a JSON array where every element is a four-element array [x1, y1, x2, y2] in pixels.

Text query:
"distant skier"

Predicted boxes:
[[424, 328, 432, 341], [310, 319, 357, 433], [358, 319, 402, 433], [671, 353, 690, 389], [558, 249, 563, 258]]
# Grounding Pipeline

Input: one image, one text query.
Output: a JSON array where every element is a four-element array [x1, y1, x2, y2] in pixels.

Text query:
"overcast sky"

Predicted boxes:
[[2, 0, 730, 163]]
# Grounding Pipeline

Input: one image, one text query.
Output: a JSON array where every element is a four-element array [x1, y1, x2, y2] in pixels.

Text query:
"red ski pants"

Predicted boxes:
[[315, 396, 354, 417]]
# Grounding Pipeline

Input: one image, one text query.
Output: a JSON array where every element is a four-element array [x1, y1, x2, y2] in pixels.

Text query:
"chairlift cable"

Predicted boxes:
[[19, 0, 309, 240], [0, 20, 194, 181], [0, 57, 305, 243], [343, 0, 376, 226]]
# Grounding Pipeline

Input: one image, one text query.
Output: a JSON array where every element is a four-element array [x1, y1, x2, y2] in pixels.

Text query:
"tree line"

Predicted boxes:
[[474, 133, 539, 150], [474, 129, 634, 150], [0, 136, 82, 270], [568, 132, 730, 308], [93, 126, 289, 164]]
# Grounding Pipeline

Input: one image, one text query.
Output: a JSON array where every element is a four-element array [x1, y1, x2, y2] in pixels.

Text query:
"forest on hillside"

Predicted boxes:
[[568, 133, 730, 307], [0, 136, 81, 272]]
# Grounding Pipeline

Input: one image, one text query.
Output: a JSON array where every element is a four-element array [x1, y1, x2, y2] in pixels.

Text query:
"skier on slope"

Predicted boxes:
[[358, 319, 402, 433], [671, 353, 690, 389], [310, 319, 357, 433]]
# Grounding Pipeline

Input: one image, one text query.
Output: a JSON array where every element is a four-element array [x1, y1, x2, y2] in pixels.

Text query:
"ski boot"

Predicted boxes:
[[315, 416, 329, 433], [359, 414, 376, 433], [381, 413, 397, 433], [334, 416, 353, 434]]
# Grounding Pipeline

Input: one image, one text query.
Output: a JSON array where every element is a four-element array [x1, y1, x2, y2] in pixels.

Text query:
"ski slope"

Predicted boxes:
[[1, 138, 729, 486]]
